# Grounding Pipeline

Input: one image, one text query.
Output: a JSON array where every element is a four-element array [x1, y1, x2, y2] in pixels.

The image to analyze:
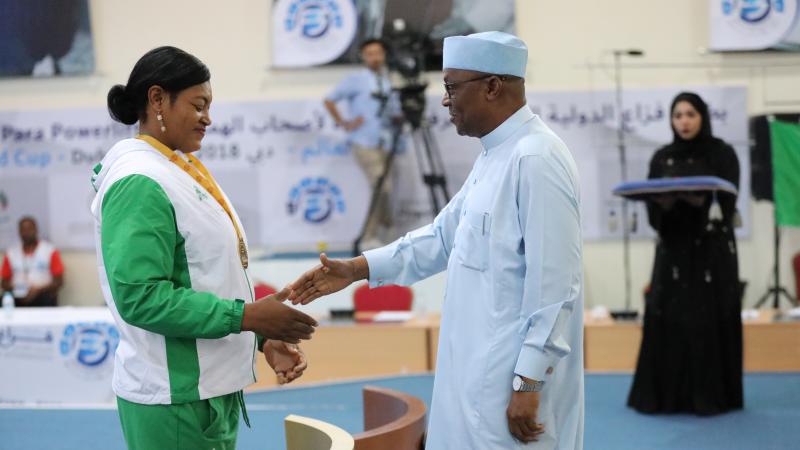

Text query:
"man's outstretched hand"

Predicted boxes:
[[288, 254, 369, 305]]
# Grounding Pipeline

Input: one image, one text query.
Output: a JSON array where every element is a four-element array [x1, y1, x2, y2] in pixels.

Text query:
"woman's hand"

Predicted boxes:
[[264, 340, 307, 384], [241, 287, 318, 343]]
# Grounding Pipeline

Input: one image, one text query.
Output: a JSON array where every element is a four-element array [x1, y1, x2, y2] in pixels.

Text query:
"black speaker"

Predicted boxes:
[[749, 113, 800, 201]]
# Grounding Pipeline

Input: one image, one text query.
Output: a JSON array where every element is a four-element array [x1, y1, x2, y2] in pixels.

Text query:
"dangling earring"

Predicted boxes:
[[156, 112, 166, 132]]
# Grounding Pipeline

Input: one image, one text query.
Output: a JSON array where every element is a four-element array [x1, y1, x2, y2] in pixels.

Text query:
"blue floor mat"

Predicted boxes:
[[2, 373, 799, 450]]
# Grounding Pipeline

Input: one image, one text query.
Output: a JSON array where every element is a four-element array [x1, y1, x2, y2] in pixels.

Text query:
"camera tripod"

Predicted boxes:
[[352, 83, 450, 255], [754, 220, 798, 309]]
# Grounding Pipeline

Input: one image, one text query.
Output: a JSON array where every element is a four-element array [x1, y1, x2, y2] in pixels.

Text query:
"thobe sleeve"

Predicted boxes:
[[101, 174, 244, 339], [364, 183, 468, 286], [514, 153, 582, 384]]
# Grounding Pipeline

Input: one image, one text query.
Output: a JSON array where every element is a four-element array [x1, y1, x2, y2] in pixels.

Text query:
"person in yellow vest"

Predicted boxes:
[[1, 216, 64, 307], [93, 46, 318, 449]]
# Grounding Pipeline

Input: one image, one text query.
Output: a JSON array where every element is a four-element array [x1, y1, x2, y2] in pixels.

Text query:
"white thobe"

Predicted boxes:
[[365, 105, 584, 449]]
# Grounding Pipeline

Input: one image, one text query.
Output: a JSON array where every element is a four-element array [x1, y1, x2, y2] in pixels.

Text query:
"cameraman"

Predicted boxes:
[[324, 39, 402, 247]]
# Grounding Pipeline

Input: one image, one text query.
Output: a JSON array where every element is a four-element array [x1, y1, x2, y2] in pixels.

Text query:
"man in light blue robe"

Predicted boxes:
[[290, 31, 584, 450]]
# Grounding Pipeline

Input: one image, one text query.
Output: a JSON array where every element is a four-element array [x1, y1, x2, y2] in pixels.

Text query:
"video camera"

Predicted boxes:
[[383, 19, 432, 129]]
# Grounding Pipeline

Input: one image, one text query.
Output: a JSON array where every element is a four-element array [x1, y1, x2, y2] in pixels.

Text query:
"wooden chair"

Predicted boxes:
[[354, 386, 427, 450], [253, 282, 277, 299], [285, 414, 355, 450]]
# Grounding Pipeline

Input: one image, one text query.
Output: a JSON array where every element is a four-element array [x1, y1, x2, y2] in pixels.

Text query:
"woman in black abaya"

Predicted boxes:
[[627, 92, 743, 415]]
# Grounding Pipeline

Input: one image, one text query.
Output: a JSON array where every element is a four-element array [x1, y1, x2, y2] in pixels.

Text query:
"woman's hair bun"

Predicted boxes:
[[107, 84, 138, 125]]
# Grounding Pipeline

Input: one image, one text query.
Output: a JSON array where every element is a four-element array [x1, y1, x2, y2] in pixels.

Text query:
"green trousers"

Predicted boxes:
[[117, 392, 244, 450]]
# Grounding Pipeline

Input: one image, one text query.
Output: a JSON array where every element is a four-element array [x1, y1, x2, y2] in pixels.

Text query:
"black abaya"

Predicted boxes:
[[627, 133, 744, 416]]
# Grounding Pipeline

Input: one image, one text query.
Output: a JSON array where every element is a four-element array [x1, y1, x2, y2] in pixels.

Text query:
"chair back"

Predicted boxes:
[[285, 414, 355, 450], [353, 386, 427, 450], [353, 284, 413, 312], [254, 282, 277, 300]]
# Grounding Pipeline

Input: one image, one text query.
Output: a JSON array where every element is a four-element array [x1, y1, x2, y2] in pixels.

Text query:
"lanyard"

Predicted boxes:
[[137, 134, 249, 269]]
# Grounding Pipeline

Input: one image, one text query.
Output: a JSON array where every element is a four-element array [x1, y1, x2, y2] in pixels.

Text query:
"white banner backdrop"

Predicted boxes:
[[0, 307, 118, 403], [525, 86, 751, 242], [0, 85, 749, 252]]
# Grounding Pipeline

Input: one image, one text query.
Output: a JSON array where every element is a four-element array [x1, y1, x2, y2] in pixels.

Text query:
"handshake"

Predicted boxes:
[[239, 253, 368, 385]]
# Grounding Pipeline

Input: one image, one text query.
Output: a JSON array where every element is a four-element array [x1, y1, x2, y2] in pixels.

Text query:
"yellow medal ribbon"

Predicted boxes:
[[137, 134, 249, 269]]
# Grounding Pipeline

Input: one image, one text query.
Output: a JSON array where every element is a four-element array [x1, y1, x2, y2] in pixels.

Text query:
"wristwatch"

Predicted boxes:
[[512, 375, 544, 392]]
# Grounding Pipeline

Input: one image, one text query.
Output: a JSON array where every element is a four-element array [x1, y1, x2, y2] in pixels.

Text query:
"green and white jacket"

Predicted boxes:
[[91, 138, 257, 405]]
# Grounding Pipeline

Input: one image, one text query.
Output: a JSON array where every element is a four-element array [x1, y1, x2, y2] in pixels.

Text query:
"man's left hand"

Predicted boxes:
[[507, 389, 545, 443], [264, 340, 307, 384]]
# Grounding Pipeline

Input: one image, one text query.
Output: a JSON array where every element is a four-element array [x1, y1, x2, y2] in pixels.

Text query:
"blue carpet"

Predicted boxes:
[[1, 373, 799, 449], [583, 373, 800, 450]]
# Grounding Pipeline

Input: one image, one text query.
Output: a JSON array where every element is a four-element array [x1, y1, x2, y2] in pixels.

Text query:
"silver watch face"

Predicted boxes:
[[512, 376, 522, 391]]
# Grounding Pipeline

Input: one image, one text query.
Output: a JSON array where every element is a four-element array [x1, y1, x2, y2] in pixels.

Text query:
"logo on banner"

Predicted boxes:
[[711, 0, 798, 50], [285, 0, 342, 38], [272, 0, 357, 67], [59, 322, 119, 372], [721, 0, 784, 23], [287, 177, 346, 224]]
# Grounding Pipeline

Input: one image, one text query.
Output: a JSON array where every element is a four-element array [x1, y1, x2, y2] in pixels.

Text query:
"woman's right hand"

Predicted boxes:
[[241, 287, 318, 343]]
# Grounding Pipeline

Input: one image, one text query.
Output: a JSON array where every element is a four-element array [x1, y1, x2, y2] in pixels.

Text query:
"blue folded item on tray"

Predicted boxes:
[[613, 176, 738, 200]]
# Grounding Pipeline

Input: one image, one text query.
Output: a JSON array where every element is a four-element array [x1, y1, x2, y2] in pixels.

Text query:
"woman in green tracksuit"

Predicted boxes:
[[92, 46, 318, 449]]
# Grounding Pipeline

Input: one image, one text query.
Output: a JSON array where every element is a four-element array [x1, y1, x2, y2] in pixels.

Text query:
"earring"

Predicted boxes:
[[156, 112, 166, 132]]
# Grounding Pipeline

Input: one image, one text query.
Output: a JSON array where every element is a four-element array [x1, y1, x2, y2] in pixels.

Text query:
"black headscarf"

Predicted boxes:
[[670, 92, 713, 143]]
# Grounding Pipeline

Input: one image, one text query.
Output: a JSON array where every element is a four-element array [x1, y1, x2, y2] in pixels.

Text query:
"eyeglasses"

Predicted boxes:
[[443, 75, 507, 98]]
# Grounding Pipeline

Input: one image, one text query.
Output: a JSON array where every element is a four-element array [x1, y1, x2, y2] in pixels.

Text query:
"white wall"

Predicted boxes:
[[2, 0, 799, 312]]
